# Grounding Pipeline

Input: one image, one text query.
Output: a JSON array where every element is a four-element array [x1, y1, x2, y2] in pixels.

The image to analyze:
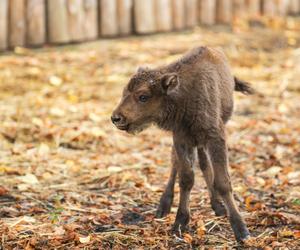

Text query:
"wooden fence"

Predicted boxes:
[[0, 0, 300, 51]]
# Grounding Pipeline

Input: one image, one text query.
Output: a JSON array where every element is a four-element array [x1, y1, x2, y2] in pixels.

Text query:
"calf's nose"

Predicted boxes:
[[111, 114, 124, 124]]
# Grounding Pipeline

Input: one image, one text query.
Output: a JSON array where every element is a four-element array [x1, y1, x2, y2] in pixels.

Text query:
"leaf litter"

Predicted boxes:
[[1, 17, 300, 249]]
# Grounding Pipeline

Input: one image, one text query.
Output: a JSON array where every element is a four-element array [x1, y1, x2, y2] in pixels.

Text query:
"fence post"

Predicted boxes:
[[0, 0, 8, 51], [185, 0, 198, 27], [83, 0, 98, 40], [9, 0, 26, 48], [48, 0, 70, 44], [198, 0, 216, 25], [117, 0, 133, 35], [100, 0, 118, 36], [216, 0, 232, 24], [246, 0, 261, 18], [289, 0, 300, 14], [26, 0, 46, 46], [277, 0, 290, 16], [155, 0, 172, 32], [134, 0, 156, 34], [233, 0, 246, 19], [67, 0, 84, 42], [172, 0, 186, 29], [263, 0, 278, 17]]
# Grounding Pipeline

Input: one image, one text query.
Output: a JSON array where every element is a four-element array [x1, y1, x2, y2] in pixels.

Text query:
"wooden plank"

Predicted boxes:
[[26, 0, 46, 46], [216, 0, 232, 24], [289, 0, 300, 14], [117, 0, 133, 35], [9, 0, 26, 48], [100, 0, 118, 36], [67, 0, 84, 41], [134, 0, 156, 34], [185, 0, 197, 27], [262, 0, 277, 17], [83, 0, 98, 40], [48, 0, 70, 44], [233, 0, 246, 19], [155, 0, 172, 31], [245, 0, 261, 17], [172, 0, 185, 29], [277, 0, 290, 16], [0, 0, 8, 51], [198, 0, 216, 25]]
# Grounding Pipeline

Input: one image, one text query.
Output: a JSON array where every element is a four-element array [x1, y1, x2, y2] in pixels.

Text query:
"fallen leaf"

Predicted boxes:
[[17, 174, 39, 185], [38, 143, 50, 157], [90, 127, 106, 137], [196, 219, 206, 238], [79, 235, 91, 244], [107, 166, 122, 173], [54, 226, 66, 236], [0, 186, 8, 196], [49, 75, 63, 86], [261, 166, 282, 177], [279, 230, 294, 238], [50, 107, 65, 117], [183, 233, 193, 244]]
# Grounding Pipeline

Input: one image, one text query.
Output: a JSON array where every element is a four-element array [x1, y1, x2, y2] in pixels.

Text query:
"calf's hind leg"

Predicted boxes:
[[207, 134, 250, 241], [197, 147, 226, 216]]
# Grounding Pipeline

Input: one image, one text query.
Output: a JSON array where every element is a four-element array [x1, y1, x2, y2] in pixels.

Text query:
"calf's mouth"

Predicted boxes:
[[115, 124, 129, 131]]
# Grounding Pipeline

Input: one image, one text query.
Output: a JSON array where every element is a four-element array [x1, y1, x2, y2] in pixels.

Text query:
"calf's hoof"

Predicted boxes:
[[230, 217, 251, 242], [211, 200, 227, 216], [171, 222, 189, 237], [156, 194, 173, 218], [171, 211, 190, 236], [156, 206, 170, 218], [235, 227, 250, 242]]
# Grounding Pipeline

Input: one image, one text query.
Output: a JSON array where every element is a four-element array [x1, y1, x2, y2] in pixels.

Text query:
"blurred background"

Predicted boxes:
[[0, 0, 300, 249]]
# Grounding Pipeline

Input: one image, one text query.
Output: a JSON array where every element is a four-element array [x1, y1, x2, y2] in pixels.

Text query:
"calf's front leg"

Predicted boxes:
[[171, 136, 195, 234], [156, 147, 177, 218]]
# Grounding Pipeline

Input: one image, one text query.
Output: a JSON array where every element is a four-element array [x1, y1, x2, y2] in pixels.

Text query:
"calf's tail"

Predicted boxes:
[[234, 77, 256, 95]]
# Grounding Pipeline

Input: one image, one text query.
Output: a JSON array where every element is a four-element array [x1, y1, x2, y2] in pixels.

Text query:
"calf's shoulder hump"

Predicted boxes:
[[165, 46, 229, 73]]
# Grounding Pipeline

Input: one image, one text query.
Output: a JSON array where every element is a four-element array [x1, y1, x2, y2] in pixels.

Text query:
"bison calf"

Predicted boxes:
[[111, 46, 254, 241]]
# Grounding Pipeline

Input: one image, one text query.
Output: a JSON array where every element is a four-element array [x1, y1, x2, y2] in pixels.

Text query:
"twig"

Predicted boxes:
[[207, 221, 220, 233]]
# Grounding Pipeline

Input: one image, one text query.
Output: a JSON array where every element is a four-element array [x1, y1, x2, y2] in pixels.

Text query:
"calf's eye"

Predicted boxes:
[[139, 95, 149, 102]]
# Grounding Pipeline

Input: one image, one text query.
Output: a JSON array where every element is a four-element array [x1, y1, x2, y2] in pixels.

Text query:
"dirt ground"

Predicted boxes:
[[0, 17, 300, 249]]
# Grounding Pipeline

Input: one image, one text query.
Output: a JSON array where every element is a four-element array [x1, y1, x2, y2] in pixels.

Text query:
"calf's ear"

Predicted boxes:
[[137, 66, 149, 73], [161, 73, 179, 95]]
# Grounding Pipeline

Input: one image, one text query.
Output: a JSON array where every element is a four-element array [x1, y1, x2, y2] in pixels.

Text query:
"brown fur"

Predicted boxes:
[[111, 46, 255, 241]]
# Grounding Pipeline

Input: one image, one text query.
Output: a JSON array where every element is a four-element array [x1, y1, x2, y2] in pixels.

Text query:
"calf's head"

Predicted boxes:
[[111, 67, 179, 134]]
